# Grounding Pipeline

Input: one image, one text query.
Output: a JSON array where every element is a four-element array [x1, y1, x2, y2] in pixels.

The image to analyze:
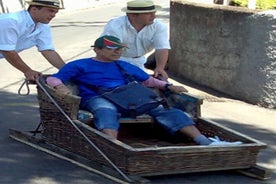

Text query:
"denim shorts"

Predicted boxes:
[[82, 96, 195, 134], [148, 105, 195, 134], [82, 96, 121, 130]]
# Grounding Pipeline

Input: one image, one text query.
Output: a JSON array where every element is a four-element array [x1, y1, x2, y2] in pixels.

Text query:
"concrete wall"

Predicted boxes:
[[169, 0, 276, 108]]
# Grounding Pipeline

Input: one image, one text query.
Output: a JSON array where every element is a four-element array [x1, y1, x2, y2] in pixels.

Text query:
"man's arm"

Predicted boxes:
[[46, 76, 71, 94], [41, 50, 65, 69], [1, 50, 41, 81], [154, 49, 169, 79], [142, 76, 188, 93]]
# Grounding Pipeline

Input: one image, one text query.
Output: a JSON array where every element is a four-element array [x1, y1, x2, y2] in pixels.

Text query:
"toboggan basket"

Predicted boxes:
[[37, 75, 266, 176]]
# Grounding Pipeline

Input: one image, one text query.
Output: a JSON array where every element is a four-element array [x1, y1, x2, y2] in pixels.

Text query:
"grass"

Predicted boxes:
[[231, 0, 276, 10]]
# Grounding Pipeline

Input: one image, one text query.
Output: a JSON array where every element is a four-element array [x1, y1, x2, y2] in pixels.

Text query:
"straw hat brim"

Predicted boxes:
[[25, 1, 63, 9], [121, 5, 162, 13]]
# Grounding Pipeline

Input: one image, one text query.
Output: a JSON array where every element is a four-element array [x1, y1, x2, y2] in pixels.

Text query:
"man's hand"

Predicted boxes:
[[153, 68, 168, 80], [154, 49, 169, 80], [24, 69, 41, 81], [54, 84, 72, 95], [167, 85, 188, 94]]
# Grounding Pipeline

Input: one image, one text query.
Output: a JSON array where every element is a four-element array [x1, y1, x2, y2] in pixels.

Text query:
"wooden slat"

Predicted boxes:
[[237, 165, 272, 180]]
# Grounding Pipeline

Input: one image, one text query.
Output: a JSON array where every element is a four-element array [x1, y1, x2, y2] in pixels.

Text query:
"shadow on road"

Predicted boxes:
[[0, 89, 274, 184]]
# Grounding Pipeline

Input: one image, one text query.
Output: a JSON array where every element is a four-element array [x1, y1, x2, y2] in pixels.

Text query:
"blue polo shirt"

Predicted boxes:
[[52, 58, 150, 104]]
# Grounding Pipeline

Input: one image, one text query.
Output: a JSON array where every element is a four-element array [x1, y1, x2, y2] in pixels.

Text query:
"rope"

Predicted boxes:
[[35, 78, 132, 183], [18, 80, 30, 96]]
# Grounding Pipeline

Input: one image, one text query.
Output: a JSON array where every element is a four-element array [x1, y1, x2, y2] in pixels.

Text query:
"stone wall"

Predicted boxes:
[[169, 0, 275, 108]]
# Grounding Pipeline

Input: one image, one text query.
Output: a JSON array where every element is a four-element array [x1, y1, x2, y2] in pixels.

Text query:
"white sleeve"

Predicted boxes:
[[0, 18, 19, 51], [153, 21, 171, 50]]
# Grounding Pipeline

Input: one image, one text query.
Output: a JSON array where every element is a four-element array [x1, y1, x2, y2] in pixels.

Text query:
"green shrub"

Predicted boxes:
[[231, 0, 276, 10], [231, 0, 247, 7]]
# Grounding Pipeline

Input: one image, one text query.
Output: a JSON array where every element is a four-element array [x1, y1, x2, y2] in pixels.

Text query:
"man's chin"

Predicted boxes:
[[41, 20, 50, 24], [112, 57, 120, 60]]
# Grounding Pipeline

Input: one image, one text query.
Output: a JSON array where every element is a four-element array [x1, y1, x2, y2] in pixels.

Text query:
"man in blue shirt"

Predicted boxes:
[[47, 35, 242, 146]]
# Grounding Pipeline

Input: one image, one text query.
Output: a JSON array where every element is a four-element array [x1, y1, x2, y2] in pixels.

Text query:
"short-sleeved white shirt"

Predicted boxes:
[[101, 16, 171, 68], [0, 10, 54, 59]]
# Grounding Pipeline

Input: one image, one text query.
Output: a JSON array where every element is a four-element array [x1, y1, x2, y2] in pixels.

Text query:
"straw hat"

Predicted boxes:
[[121, 0, 162, 13], [25, 0, 62, 9]]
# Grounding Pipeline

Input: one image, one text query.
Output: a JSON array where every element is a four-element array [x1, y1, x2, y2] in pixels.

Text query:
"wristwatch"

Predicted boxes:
[[165, 83, 173, 90]]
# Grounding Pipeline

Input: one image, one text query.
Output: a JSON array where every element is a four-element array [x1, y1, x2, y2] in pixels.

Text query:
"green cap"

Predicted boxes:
[[91, 35, 127, 49]]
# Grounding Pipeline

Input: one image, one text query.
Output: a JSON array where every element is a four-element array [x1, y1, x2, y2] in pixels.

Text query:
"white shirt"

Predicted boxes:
[[0, 10, 54, 59], [101, 16, 171, 69]]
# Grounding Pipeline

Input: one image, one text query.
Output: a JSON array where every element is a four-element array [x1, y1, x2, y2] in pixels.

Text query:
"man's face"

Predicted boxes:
[[95, 47, 124, 62], [31, 6, 59, 24], [135, 12, 156, 25]]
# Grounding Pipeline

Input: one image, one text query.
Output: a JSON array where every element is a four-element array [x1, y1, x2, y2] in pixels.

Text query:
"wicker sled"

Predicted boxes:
[[9, 76, 271, 183]]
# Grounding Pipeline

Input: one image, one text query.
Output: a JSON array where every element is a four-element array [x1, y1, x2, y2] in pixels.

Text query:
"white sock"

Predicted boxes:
[[194, 134, 212, 145]]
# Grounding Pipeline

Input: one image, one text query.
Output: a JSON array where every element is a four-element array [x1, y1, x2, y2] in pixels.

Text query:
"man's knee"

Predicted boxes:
[[93, 108, 120, 130]]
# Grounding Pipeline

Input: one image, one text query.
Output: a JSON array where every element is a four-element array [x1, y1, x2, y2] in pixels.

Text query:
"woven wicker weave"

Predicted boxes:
[[37, 76, 266, 176]]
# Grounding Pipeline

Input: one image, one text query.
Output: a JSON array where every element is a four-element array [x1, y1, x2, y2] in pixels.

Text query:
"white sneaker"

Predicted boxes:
[[209, 136, 243, 146]]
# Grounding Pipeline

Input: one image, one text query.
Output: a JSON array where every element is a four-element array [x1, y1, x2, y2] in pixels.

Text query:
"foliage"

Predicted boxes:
[[231, 0, 276, 10]]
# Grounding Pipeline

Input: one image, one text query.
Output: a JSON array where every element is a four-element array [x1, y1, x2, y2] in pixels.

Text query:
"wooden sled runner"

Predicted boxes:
[[9, 76, 272, 183]]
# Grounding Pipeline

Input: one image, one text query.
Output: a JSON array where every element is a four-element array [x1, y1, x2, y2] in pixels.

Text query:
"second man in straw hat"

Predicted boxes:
[[101, 0, 170, 79]]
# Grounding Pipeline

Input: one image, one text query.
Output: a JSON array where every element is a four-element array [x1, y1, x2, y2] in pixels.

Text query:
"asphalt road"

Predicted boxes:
[[0, 1, 275, 183]]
